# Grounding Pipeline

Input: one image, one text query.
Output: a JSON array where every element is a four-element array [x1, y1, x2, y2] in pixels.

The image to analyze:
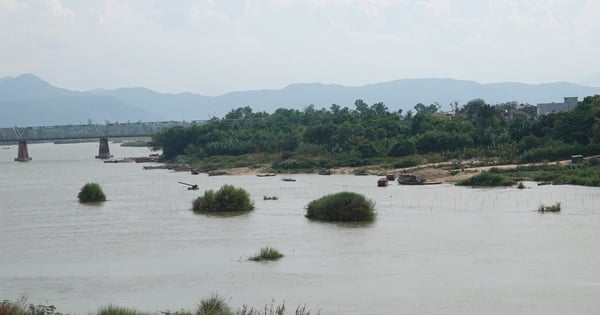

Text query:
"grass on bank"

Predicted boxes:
[[77, 182, 107, 203], [455, 172, 513, 187], [1, 295, 315, 315], [306, 192, 375, 222], [248, 247, 284, 262], [489, 157, 600, 187]]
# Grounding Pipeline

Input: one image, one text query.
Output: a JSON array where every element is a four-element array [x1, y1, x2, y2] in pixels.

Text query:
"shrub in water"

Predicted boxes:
[[456, 172, 513, 187], [192, 185, 254, 213], [306, 191, 375, 222], [78, 182, 107, 203], [249, 247, 284, 262]]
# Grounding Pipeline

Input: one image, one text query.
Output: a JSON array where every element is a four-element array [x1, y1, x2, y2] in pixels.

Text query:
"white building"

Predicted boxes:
[[537, 97, 578, 116]]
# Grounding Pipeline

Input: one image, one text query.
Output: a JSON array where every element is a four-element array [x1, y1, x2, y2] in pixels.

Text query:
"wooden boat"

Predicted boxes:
[[256, 173, 276, 177], [143, 165, 168, 170], [208, 170, 228, 176], [397, 174, 441, 185], [178, 181, 199, 190], [377, 178, 388, 187]]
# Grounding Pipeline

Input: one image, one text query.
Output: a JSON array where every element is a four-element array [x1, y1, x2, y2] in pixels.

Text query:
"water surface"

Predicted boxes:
[[1, 143, 599, 314]]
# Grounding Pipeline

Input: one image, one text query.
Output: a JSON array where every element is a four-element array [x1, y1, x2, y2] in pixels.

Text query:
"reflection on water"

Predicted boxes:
[[1, 143, 600, 314]]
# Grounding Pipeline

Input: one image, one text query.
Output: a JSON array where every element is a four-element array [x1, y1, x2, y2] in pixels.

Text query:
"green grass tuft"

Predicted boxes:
[[538, 202, 561, 212], [98, 305, 149, 315], [249, 247, 284, 262], [196, 294, 232, 315]]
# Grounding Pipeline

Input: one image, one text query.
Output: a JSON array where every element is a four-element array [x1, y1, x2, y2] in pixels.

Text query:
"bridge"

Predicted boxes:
[[0, 121, 199, 161]]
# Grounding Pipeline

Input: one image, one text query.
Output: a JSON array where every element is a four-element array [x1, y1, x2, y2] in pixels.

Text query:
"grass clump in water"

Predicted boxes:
[[78, 182, 107, 203], [192, 185, 254, 213], [456, 172, 513, 187], [538, 202, 561, 212], [306, 191, 375, 222], [249, 247, 284, 262]]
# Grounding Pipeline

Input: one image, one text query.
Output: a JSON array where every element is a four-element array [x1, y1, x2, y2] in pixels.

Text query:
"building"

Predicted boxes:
[[537, 97, 578, 116]]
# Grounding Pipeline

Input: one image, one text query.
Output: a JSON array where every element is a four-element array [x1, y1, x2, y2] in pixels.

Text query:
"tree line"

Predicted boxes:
[[150, 95, 600, 169]]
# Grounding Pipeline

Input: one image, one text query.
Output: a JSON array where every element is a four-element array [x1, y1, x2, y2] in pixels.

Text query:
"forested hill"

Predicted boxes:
[[151, 96, 600, 173], [2, 74, 599, 126]]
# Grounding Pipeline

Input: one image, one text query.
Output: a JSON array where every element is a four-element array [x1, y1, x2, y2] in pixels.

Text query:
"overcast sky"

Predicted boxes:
[[1, 0, 599, 95]]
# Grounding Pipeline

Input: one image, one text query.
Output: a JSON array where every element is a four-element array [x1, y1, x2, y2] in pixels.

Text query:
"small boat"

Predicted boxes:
[[397, 174, 441, 185], [256, 173, 276, 177], [377, 178, 388, 187], [386, 174, 396, 181], [537, 181, 552, 186], [191, 169, 200, 175], [178, 181, 199, 190], [143, 165, 168, 170], [263, 195, 278, 200], [208, 170, 228, 176], [281, 177, 296, 182], [318, 169, 331, 175]]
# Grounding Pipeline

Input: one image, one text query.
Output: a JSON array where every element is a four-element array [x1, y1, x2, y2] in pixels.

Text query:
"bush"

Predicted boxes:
[[78, 182, 107, 203], [192, 185, 254, 213], [306, 192, 375, 222], [249, 247, 284, 262], [456, 172, 513, 187], [392, 155, 422, 168]]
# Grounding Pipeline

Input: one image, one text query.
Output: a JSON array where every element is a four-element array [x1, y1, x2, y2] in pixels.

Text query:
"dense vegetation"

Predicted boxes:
[[485, 157, 600, 186], [150, 95, 600, 173], [192, 185, 254, 213], [77, 182, 107, 203], [306, 192, 375, 222], [456, 172, 514, 187]]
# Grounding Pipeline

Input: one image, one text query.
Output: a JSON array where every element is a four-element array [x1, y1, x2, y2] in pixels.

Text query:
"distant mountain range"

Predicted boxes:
[[1, 73, 599, 127]]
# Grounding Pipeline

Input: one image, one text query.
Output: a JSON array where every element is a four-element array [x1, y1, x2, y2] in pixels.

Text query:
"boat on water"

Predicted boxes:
[[257, 173, 276, 177], [386, 174, 396, 181], [397, 174, 441, 185], [318, 169, 331, 175], [178, 181, 199, 190], [281, 177, 296, 182], [377, 178, 388, 187]]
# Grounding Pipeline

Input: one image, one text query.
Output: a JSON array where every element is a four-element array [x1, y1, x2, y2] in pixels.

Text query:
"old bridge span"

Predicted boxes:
[[0, 121, 197, 161]]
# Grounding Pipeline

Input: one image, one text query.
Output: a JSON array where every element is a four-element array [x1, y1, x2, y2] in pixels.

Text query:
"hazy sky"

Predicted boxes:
[[1, 0, 599, 95]]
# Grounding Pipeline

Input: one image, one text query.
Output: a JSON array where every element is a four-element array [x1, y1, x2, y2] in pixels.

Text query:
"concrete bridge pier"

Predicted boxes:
[[95, 137, 113, 159], [15, 140, 32, 162]]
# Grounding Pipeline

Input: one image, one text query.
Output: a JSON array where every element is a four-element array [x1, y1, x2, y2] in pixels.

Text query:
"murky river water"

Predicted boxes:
[[1, 142, 600, 314]]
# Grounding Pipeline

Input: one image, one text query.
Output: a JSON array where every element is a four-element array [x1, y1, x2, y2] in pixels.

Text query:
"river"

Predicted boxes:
[[1, 142, 599, 314]]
